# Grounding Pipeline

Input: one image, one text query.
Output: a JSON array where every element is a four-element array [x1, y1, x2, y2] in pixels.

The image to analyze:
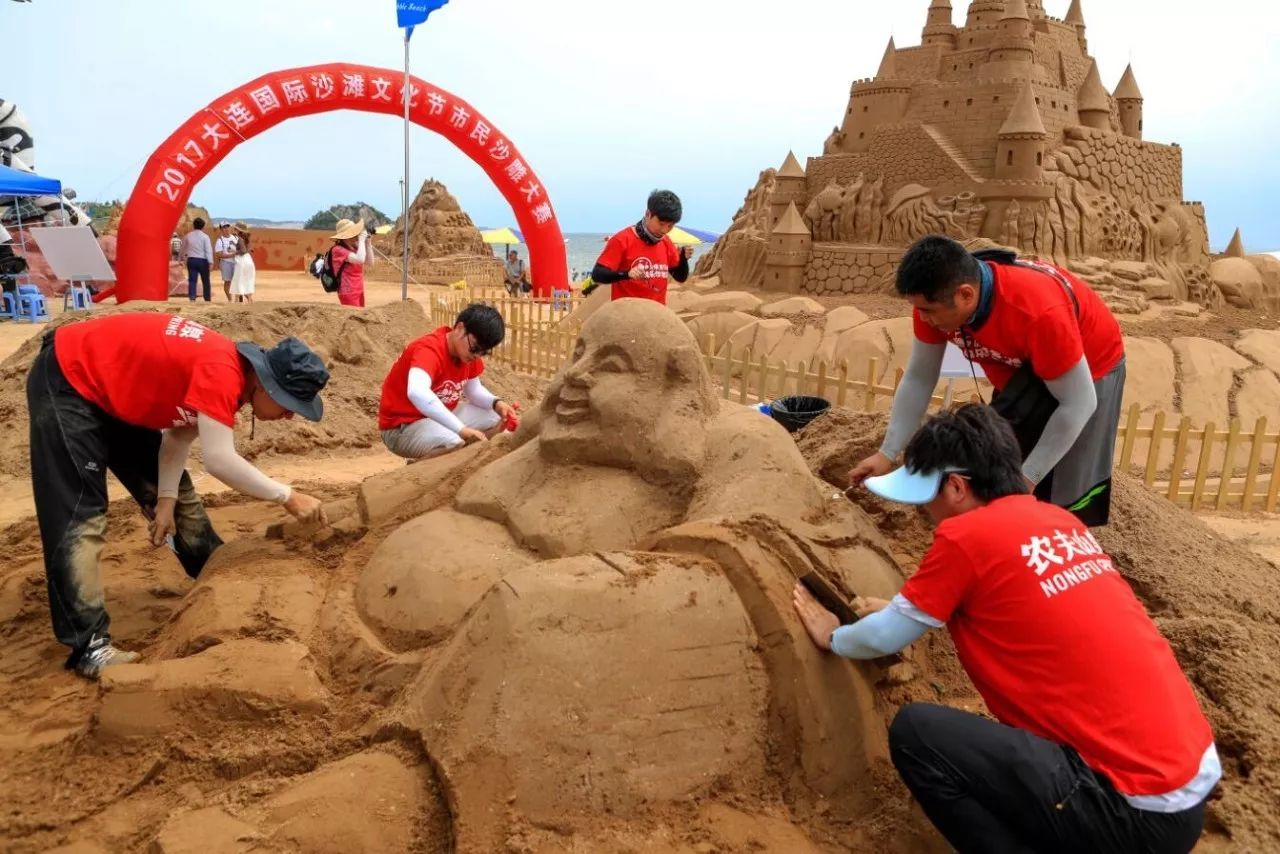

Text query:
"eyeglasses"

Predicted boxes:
[[466, 334, 493, 357]]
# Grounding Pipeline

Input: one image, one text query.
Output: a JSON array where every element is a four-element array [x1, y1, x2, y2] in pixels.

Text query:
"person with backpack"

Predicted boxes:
[[848, 235, 1125, 526], [328, 218, 368, 308]]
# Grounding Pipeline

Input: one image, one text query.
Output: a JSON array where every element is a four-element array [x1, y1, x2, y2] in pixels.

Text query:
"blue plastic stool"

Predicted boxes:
[[64, 284, 94, 311], [0, 290, 15, 320], [16, 284, 50, 323]]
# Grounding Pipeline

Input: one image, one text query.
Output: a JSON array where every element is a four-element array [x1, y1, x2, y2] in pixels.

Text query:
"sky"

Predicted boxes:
[[5, 0, 1279, 250]]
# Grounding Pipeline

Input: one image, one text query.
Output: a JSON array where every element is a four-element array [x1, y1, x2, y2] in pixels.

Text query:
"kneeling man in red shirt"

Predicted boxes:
[[796, 404, 1218, 854], [379, 304, 520, 460]]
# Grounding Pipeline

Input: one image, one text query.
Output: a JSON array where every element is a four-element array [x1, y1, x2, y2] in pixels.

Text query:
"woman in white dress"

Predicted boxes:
[[229, 222, 256, 304]]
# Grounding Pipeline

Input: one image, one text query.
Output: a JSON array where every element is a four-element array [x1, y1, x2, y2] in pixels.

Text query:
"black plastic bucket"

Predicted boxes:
[[769, 396, 831, 433]]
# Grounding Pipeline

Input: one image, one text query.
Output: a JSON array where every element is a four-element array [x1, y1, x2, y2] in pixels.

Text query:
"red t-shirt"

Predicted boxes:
[[55, 313, 244, 429], [913, 260, 1124, 390], [901, 495, 1213, 797], [597, 226, 680, 304], [378, 326, 484, 430]]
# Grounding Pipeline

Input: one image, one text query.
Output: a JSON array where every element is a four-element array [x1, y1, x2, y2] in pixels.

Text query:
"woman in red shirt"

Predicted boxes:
[[329, 218, 369, 308]]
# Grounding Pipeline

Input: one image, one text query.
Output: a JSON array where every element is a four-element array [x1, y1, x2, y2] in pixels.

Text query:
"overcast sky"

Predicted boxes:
[[6, 0, 1278, 249]]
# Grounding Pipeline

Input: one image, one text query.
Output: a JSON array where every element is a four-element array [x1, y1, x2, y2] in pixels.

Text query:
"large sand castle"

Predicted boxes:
[[696, 0, 1279, 315]]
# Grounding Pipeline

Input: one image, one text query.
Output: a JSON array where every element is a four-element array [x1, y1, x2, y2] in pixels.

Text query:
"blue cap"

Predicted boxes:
[[865, 466, 967, 505]]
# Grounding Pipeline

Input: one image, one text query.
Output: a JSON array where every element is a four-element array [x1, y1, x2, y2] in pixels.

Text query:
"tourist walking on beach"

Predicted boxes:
[[229, 222, 256, 304], [214, 222, 238, 302], [379, 303, 518, 460], [26, 313, 330, 679], [179, 217, 214, 302], [588, 189, 692, 305], [329, 218, 368, 308], [848, 235, 1125, 526], [797, 404, 1218, 854]]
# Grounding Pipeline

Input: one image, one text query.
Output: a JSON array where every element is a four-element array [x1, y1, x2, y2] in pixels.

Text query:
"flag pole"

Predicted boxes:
[[401, 26, 412, 302]]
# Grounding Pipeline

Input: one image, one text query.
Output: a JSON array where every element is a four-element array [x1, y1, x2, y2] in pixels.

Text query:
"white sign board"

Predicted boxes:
[[27, 226, 116, 282]]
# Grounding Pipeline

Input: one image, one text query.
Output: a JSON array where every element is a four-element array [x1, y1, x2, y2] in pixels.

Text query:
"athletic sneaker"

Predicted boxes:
[[74, 640, 140, 679]]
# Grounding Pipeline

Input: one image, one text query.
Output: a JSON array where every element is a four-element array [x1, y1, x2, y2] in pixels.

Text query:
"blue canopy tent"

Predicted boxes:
[[0, 162, 62, 197]]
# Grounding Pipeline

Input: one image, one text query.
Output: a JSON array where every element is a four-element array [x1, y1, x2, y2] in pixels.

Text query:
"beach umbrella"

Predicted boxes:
[[480, 226, 524, 246], [374, 223, 394, 235], [667, 225, 720, 246]]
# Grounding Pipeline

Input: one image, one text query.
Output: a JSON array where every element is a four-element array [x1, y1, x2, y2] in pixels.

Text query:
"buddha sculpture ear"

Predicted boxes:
[[665, 344, 703, 386]]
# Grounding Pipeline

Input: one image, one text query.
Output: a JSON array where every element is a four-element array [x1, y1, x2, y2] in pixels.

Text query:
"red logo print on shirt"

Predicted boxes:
[[436, 380, 464, 408]]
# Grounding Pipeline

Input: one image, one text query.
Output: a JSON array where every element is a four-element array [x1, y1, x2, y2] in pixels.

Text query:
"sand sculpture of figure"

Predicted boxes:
[[355, 299, 910, 848]]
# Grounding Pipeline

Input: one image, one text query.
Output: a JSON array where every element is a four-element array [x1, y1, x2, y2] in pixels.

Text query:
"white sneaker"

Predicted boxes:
[[75, 639, 140, 679]]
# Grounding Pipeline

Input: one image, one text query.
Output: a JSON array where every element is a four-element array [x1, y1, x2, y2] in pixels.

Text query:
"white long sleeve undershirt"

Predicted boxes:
[[155, 415, 292, 503], [344, 233, 367, 266], [407, 367, 465, 433]]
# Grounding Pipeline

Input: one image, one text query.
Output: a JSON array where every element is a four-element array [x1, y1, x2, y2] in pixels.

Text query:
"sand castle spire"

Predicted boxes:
[[1114, 63, 1144, 139], [1225, 228, 1246, 258], [999, 79, 1047, 138], [1077, 59, 1111, 130], [1114, 63, 1143, 100], [778, 151, 806, 178], [1064, 0, 1085, 26], [876, 37, 897, 79], [773, 202, 811, 236]]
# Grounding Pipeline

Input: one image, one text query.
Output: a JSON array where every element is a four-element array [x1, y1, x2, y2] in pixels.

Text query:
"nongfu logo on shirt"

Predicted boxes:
[[437, 380, 464, 407], [172, 406, 198, 427]]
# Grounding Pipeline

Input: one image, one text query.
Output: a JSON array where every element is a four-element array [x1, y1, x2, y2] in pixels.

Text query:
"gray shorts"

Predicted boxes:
[[219, 260, 237, 283], [1038, 358, 1126, 525]]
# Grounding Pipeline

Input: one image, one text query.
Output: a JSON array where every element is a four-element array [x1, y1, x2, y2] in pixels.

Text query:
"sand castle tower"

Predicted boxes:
[[1114, 64, 1144, 140], [840, 39, 911, 153], [1077, 59, 1111, 131], [765, 202, 812, 293], [771, 152, 807, 231], [1224, 228, 1246, 258], [921, 0, 958, 48], [995, 79, 1048, 181], [1064, 0, 1087, 50], [988, 0, 1035, 70], [965, 0, 1008, 29]]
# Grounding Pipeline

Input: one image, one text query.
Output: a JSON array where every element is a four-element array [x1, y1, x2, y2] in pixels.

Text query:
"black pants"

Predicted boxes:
[[889, 703, 1206, 854], [27, 335, 223, 666], [186, 257, 211, 301]]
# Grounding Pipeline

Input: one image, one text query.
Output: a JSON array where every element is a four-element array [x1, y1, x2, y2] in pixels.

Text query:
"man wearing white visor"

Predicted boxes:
[[793, 404, 1218, 854]]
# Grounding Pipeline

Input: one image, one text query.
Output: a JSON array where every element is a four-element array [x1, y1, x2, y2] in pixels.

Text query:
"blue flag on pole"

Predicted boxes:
[[397, 0, 449, 38]]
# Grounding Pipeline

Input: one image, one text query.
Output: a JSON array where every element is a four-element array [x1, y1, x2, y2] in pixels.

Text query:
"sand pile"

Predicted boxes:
[[0, 299, 545, 482], [796, 407, 1280, 850]]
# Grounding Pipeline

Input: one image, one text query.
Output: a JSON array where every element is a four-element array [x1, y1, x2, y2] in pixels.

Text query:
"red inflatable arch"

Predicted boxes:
[[111, 63, 567, 301]]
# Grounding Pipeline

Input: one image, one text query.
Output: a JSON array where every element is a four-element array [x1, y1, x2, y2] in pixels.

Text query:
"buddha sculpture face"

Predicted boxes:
[[539, 299, 717, 482]]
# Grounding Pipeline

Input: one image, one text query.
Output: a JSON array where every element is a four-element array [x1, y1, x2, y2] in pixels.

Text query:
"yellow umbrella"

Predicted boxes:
[[666, 225, 703, 246], [481, 227, 523, 245], [374, 223, 394, 235]]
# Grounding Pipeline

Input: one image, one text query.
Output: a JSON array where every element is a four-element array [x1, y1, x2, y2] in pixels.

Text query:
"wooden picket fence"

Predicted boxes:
[[434, 299, 1280, 513]]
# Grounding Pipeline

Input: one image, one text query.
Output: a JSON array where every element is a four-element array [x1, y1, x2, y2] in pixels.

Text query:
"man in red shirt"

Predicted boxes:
[[587, 189, 694, 304], [796, 405, 1217, 853], [26, 313, 330, 679], [379, 304, 520, 460], [850, 235, 1126, 525]]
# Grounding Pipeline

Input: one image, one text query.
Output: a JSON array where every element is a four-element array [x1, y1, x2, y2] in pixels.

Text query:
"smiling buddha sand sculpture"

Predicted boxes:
[[354, 299, 917, 848]]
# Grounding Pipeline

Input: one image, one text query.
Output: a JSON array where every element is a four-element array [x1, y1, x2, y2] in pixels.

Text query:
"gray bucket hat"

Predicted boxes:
[[235, 338, 329, 421]]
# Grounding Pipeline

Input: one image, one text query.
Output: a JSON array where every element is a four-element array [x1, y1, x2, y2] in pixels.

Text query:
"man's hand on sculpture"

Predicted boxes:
[[284, 491, 327, 525], [792, 583, 839, 652], [495, 400, 521, 432], [459, 427, 489, 444], [848, 451, 894, 487]]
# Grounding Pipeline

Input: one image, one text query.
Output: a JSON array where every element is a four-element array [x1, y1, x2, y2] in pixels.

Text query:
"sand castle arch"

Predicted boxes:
[[111, 63, 567, 301]]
